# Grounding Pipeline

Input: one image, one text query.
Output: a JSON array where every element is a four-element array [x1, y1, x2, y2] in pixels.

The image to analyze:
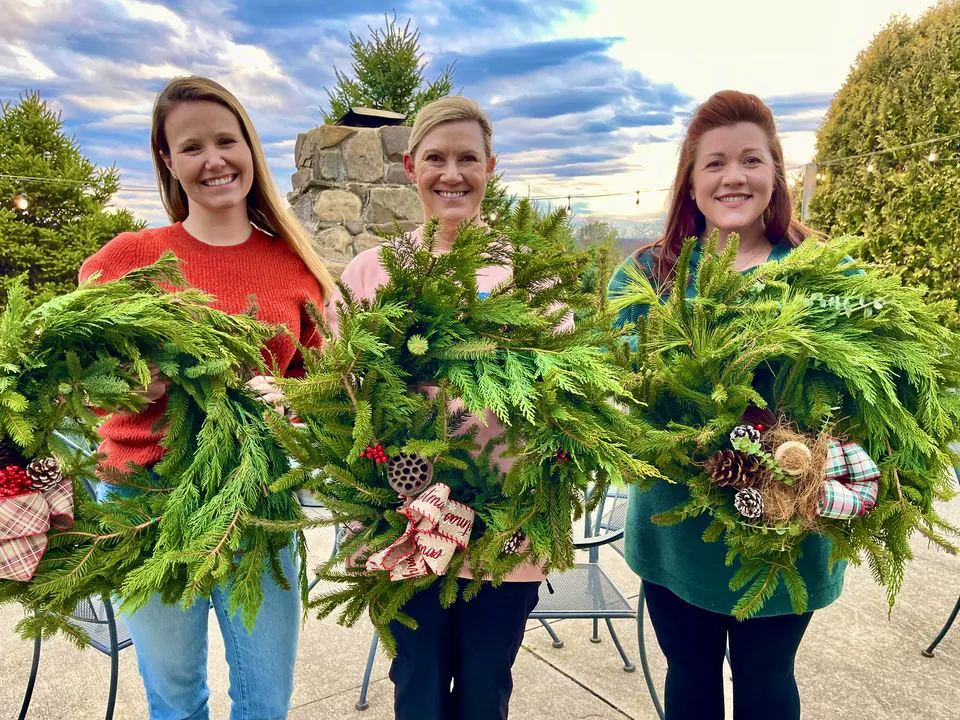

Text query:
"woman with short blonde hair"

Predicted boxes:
[[329, 95, 553, 720]]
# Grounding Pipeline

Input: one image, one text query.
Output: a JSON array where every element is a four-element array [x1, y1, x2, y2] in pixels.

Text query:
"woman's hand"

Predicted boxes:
[[246, 374, 286, 415], [110, 365, 167, 416], [140, 365, 169, 403]]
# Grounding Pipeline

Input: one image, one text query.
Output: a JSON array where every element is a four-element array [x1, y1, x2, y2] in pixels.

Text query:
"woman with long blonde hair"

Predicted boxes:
[[80, 75, 333, 720]]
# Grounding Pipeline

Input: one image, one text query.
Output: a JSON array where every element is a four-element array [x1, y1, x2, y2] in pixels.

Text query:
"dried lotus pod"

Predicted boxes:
[[387, 452, 434, 497]]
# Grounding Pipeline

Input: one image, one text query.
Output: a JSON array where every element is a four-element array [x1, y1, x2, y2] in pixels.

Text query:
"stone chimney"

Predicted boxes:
[[287, 123, 423, 278]]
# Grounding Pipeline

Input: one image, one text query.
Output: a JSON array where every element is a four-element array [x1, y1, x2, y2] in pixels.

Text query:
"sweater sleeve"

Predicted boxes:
[[326, 247, 384, 339], [284, 276, 326, 379], [79, 232, 152, 284]]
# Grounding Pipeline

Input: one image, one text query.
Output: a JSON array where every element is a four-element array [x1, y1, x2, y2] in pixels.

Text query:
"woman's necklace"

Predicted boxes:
[[732, 241, 772, 271]]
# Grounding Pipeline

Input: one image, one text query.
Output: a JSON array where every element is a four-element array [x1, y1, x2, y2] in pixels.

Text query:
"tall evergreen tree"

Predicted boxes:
[[0, 92, 144, 306], [321, 14, 455, 125]]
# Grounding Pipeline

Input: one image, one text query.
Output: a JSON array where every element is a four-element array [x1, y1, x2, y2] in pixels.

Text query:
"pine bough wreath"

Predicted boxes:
[[609, 234, 960, 619], [269, 202, 658, 648], [0, 255, 306, 643]]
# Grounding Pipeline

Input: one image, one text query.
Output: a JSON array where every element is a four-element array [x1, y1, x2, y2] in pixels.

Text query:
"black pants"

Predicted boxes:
[[642, 581, 813, 720], [389, 578, 541, 720]]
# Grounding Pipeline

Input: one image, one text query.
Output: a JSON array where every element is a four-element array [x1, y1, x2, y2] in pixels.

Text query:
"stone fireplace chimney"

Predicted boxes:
[[287, 116, 423, 278]]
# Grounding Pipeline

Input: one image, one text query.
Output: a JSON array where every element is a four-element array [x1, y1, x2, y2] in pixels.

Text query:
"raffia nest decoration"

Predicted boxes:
[[755, 420, 832, 526]]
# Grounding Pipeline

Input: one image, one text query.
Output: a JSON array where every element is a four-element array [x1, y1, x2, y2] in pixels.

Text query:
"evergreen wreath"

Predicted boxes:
[[609, 233, 960, 619], [269, 202, 658, 649], [0, 255, 307, 643]]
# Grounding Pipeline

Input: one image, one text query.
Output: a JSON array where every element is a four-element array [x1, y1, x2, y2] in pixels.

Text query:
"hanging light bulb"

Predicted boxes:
[[816, 172, 825, 182], [635, 190, 640, 205], [928, 150, 939, 163], [13, 193, 29, 210], [866, 161, 875, 174], [566, 195, 571, 211]]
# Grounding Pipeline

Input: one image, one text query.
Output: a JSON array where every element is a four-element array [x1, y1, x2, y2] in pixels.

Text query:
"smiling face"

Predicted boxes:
[[691, 122, 775, 238], [403, 119, 496, 229], [161, 100, 254, 218]]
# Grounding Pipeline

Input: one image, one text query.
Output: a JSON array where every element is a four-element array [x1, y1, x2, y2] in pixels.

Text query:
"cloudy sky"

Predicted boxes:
[[0, 0, 941, 230]]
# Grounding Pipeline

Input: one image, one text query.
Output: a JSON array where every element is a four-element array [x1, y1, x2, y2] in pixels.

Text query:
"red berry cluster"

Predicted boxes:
[[0, 464, 33, 498], [363, 444, 389, 465], [554, 449, 572, 463]]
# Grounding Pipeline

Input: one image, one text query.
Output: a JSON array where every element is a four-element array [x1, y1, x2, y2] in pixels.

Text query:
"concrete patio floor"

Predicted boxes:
[[2, 495, 958, 719]]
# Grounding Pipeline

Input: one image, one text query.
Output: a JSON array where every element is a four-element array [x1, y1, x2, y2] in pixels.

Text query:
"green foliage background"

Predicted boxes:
[[0, 93, 144, 307], [807, 0, 960, 328]]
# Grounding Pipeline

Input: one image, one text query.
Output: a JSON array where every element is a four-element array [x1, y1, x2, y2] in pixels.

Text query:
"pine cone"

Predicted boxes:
[[502, 529, 526, 555], [729, 424, 761, 445], [734, 487, 764, 519], [26, 457, 63, 492], [387, 453, 434, 497], [0, 439, 27, 469], [704, 449, 769, 489]]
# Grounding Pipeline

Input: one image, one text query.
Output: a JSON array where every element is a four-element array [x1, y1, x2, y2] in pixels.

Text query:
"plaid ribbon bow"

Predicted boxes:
[[0, 479, 75, 581], [818, 441, 880, 520]]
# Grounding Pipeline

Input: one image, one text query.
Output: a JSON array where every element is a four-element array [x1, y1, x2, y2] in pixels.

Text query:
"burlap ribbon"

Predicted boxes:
[[0, 479, 74, 581], [366, 483, 474, 580], [818, 441, 880, 519]]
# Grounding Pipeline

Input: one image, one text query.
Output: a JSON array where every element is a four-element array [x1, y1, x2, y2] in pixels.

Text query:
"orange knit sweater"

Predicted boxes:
[[79, 222, 324, 473]]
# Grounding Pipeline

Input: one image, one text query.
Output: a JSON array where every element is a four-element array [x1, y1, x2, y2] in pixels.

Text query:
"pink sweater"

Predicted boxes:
[[329, 229, 566, 583]]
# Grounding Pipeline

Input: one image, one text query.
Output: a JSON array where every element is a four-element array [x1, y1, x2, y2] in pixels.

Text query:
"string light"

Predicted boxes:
[[866, 161, 875, 173], [13, 193, 29, 210], [0, 173, 156, 193], [929, 150, 939, 162]]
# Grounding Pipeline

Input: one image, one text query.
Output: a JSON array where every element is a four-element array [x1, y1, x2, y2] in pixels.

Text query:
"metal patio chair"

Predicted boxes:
[[921, 593, 960, 658], [529, 487, 637, 672], [17, 431, 134, 720], [921, 459, 960, 658]]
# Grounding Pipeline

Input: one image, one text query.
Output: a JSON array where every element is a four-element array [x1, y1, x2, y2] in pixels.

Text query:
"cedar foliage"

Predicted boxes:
[[0, 256, 307, 641], [270, 201, 658, 650], [807, 0, 960, 328], [609, 234, 960, 619], [0, 92, 143, 306]]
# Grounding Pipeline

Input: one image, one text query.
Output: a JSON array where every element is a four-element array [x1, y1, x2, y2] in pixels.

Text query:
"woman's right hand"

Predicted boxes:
[[137, 365, 169, 404]]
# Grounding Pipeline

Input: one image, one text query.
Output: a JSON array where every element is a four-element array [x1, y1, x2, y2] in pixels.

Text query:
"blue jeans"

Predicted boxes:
[[98, 482, 301, 720]]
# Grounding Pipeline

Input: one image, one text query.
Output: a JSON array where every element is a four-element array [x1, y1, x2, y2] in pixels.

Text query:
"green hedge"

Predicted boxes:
[[808, 0, 960, 328]]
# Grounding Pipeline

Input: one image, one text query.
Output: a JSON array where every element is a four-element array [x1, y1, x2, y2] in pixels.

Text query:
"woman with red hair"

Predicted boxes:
[[608, 90, 844, 720]]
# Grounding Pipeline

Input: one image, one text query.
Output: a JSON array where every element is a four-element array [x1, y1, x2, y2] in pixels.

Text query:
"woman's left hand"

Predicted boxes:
[[246, 374, 286, 415]]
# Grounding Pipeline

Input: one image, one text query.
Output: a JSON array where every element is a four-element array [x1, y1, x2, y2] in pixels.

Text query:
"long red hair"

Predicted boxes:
[[645, 90, 811, 288]]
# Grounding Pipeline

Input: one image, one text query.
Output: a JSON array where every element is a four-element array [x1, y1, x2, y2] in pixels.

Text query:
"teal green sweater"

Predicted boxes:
[[607, 238, 847, 616]]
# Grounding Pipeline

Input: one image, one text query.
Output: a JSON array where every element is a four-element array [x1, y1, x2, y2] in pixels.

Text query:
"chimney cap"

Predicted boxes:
[[335, 107, 407, 127]]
